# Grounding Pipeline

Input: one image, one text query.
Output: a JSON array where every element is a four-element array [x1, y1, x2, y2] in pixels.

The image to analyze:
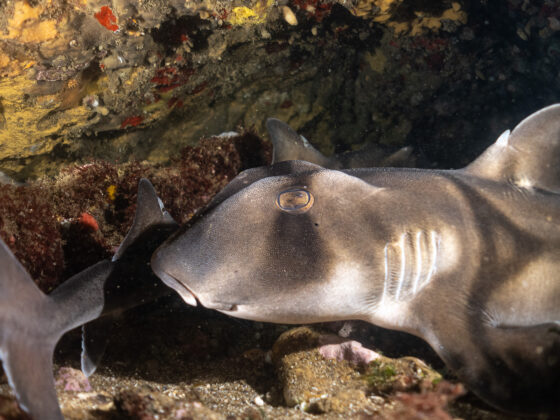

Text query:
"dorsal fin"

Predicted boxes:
[[112, 178, 176, 261], [267, 118, 416, 169], [463, 104, 560, 192], [267, 118, 330, 167], [381, 146, 415, 167], [337, 145, 415, 169]]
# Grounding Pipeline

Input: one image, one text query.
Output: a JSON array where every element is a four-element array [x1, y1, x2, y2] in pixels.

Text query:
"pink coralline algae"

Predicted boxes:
[[55, 367, 92, 392], [318, 334, 381, 365]]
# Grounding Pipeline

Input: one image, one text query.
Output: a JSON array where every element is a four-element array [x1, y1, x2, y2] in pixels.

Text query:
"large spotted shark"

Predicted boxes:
[[0, 179, 177, 420], [152, 105, 560, 416]]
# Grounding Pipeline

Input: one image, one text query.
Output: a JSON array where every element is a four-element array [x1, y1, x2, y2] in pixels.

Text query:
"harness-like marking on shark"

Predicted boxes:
[[0, 179, 178, 420], [152, 105, 560, 416]]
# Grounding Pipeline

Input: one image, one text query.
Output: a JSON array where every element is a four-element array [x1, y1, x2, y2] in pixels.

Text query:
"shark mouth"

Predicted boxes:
[[153, 269, 238, 312], [153, 270, 199, 307], [207, 302, 238, 312]]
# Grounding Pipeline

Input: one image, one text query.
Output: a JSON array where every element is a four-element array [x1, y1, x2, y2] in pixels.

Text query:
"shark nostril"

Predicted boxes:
[[276, 188, 314, 214]]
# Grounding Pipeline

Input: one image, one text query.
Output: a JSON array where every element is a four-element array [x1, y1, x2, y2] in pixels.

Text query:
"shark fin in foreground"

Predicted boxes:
[[112, 178, 176, 262], [0, 178, 177, 420], [0, 239, 62, 419], [81, 178, 178, 377], [0, 241, 113, 420], [153, 105, 560, 416]]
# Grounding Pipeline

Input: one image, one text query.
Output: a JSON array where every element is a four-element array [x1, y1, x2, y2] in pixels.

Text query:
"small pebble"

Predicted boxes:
[[281, 6, 297, 26], [549, 17, 560, 31]]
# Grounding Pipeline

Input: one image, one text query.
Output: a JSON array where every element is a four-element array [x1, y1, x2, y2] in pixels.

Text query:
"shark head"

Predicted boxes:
[[151, 160, 386, 324]]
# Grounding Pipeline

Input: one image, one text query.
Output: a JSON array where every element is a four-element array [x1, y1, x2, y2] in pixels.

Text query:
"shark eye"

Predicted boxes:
[[276, 188, 314, 214]]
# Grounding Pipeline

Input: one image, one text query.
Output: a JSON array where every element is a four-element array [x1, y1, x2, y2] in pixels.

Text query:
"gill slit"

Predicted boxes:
[[426, 230, 438, 284], [395, 233, 406, 300], [381, 230, 440, 304], [382, 244, 389, 304], [412, 231, 422, 294]]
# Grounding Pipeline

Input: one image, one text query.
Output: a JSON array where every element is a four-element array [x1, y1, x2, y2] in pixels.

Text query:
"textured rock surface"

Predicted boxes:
[[271, 326, 460, 417], [2, 0, 558, 179], [272, 327, 374, 413]]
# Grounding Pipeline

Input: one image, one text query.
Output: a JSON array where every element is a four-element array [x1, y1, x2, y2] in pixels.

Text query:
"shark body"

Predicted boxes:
[[152, 105, 560, 416], [0, 179, 177, 420]]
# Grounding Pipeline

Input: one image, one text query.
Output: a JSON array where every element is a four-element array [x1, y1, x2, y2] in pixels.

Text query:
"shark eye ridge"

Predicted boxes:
[[276, 188, 314, 214]]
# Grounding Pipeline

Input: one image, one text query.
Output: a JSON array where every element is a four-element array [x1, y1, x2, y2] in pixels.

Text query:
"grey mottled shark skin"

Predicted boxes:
[[0, 179, 178, 420], [152, 105, 560, 416], [267, 118, 415, 168]]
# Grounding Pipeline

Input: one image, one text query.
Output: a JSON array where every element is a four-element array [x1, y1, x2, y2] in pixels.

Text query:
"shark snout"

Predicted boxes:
[[150, 251, 198, 307], [151, 247, 239, 312]]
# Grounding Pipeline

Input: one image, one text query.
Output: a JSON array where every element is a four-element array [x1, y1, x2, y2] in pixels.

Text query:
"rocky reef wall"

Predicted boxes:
[[1, 0, 558, 179]]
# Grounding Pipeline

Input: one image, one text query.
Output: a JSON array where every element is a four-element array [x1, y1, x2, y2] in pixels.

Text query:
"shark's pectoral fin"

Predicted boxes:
[[266, 118, 330, 167], [1, 336, 62, 420], [429, 320, 560, 416], [81, 316, 116, 377], [463, 104, 560, 193]]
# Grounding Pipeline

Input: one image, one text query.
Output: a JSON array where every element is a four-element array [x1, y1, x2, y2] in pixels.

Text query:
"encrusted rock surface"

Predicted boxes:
[[271, 326, 463, 417], [2, 0, 558, 179], [272, 327, 375, 413]]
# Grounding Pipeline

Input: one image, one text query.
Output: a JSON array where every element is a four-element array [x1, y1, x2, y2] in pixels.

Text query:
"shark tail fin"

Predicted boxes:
[[0, 239, 64, 420], [266, 118, 331, 167], [464, 104, 560, 193]]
